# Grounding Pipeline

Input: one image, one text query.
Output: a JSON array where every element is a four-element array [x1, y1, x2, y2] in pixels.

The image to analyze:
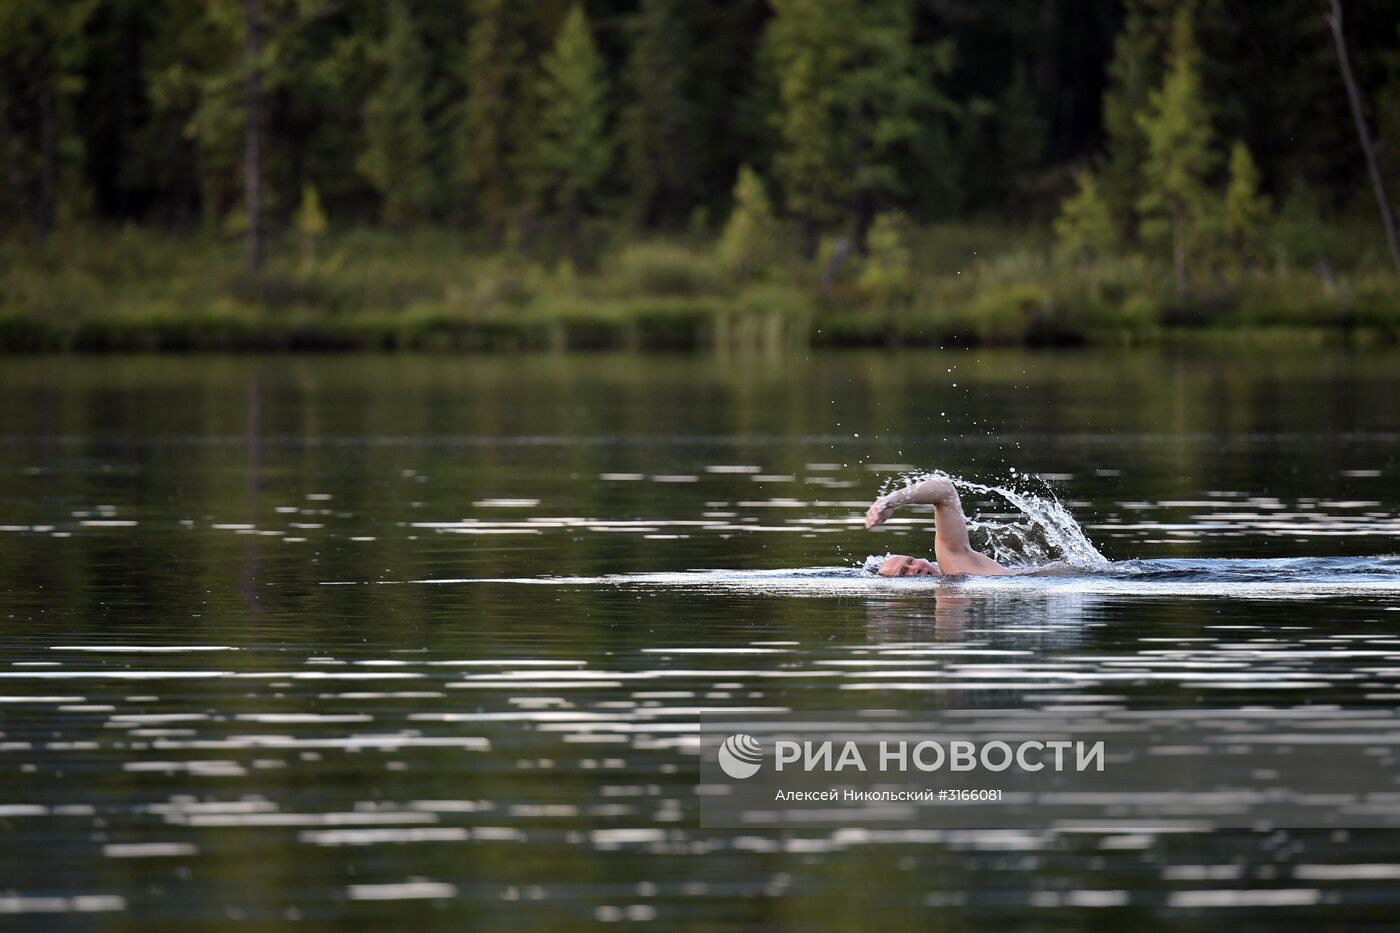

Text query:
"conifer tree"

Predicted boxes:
[[456, 0, 521, 238], [766, 0, 943, 256], [1224, 141, 1270, 265], [1100, 0, 1167, 235], [357, 2, 434, 227], [1054, 171, 1117, 262], [525, 4, 613, 241], [765, 0, 851, 259], [625, 0, 698, 227], [717, 165, 778, 278], [843, 0, 942, 252], [1137, 6, 1214, 293]]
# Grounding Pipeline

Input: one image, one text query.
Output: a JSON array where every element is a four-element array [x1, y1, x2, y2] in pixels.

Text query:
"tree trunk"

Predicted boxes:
[[243, 0, 264, 273], [1328, 0, 1400, 275]]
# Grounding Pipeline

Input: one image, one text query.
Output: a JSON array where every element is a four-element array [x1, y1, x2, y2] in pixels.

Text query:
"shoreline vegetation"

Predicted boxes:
[[3, 221, 1399, 353], [5, 2, 1400, 353]]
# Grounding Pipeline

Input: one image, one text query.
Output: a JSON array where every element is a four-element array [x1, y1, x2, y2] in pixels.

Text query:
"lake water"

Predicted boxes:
[[2, 349, 1399, 929]]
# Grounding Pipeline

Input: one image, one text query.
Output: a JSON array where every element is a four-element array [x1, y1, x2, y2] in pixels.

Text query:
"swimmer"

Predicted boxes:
[[864, 475, 1009, 577]]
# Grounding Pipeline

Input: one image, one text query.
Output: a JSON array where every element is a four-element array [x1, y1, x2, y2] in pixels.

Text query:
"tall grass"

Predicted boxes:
[[1, 220, 1397, 351]]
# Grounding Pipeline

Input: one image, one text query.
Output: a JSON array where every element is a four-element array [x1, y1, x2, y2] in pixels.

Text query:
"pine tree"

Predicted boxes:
[[625, 0, 698, 227], [357, 1, 435, 227], [766, 0, 945, 256], [524, 4, 613, 239], [1100, 0, 1168, 235], [765, 0, 852, 259], [146, 1, 247, 238], [1054, 171, 1117, 262], [1224, 141, 1270, 265], [455, 0, 521, 238], [843, 0, 945, 252], [1137, 6, 1214, 293], [717, 165, 778, 278], [149, 0, 341, 267]]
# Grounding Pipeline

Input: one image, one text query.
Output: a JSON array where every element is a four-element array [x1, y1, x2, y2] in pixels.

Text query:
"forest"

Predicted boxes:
[[3, 0, 1400, 350]]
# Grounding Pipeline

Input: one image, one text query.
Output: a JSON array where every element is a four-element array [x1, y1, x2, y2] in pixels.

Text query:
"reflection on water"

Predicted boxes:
[[390, 556, 1400, 600], [1, 349, 1399, 928]]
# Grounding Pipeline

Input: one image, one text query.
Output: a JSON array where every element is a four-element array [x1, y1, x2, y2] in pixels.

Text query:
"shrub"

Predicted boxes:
[[858, 211, 914, 306], [1053, 171, 1117, 262], [717, 166, 778, 279], [603, 242, 726, 298], [964, 283, 1055, 342]]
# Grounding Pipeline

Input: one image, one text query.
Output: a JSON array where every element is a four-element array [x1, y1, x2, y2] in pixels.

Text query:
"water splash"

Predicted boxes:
[[885, 470, 1110, 570]]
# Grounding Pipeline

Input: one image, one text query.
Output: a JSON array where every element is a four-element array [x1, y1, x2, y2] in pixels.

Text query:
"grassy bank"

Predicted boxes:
[[3, 224, 1399, 352]]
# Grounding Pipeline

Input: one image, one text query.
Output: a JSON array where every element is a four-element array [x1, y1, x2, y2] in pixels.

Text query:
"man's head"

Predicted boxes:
[[876, 555, 938, 577]]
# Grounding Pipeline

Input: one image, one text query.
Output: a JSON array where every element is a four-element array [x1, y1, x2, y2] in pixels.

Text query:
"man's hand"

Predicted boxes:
[[864, 496, 897, 529], [864, 477, 958, 529]]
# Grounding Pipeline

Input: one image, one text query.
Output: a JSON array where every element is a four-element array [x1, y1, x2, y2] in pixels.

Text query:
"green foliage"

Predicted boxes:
[[996, 64, 1048, 188], [357, 2, 435, 227], [1270, 184, 1326, 269], [1101, 0, 1167, 233], [1224, 141, 1271, 263], [146, 0, 337, 236], [523, 5, 613, 222], [0, 0, 97, 230], [7, 0, 1400, 338], [1054, 172, 1117, 262], [602, 243, 725, 299], [858, 211, 913, 305], [1136, 6, 1215, 291], [455, 0, 522, 235], [7, 221, 1400, 352], [717, 166, 779, 279], [963, 283, 1053, 342], [296, 183, 328, 266], [625, 0, 699, 226], [149, 2, 243, 229], [764, 0, 949, 252], [765, 0, 851, 244], [3, 0, 1398, 263], [841, 0, 948, 240]]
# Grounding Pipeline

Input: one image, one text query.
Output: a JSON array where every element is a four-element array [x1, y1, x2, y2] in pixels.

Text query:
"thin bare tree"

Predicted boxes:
[[1328, 0, 1400, 275]]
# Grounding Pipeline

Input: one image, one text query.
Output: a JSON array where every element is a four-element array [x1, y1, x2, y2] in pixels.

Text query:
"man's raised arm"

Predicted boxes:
[[864, 476, 1006, 575]]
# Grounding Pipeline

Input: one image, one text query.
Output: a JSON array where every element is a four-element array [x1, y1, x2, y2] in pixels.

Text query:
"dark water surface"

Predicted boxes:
[[2, 349, 1399, 930]]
